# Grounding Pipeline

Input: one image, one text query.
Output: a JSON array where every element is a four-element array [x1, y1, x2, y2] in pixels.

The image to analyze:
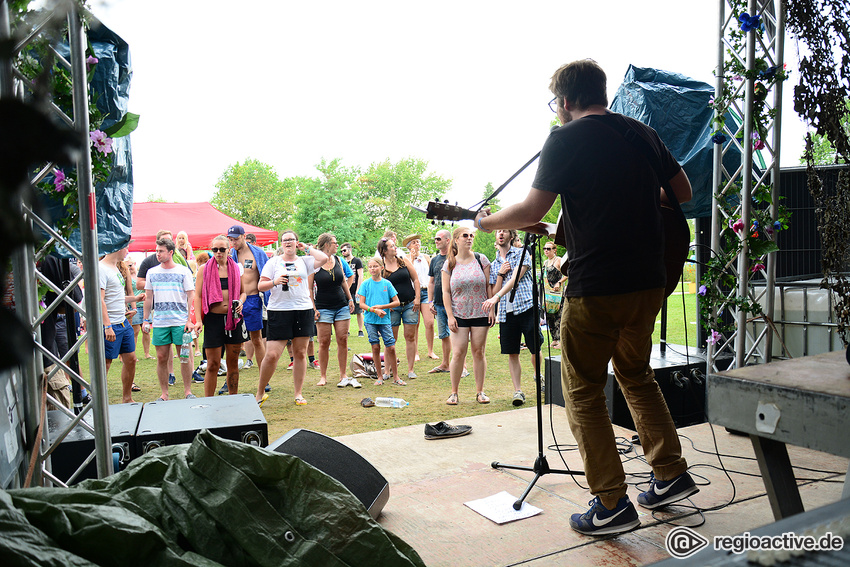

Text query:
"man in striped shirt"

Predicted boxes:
[[143, 238, 195, 401]]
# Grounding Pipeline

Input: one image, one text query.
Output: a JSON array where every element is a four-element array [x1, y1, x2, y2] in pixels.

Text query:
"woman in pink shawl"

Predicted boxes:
[[193, 235, 248, 397]]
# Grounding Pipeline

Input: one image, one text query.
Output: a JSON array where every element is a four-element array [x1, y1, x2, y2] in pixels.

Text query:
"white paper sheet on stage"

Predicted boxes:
[[464, 491, 542, 524]]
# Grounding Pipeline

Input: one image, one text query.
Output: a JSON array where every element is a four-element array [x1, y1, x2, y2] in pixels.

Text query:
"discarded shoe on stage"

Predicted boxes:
[[424, 421, 472, 440]]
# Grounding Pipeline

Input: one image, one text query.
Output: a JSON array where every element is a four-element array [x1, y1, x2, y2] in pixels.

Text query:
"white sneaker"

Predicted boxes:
[[349, 378, 362, 388], [337, 377, 351, 388]]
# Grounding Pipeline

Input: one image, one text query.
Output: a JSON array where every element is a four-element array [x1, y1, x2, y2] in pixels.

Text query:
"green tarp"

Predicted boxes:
[[0, 431, 425, 567]]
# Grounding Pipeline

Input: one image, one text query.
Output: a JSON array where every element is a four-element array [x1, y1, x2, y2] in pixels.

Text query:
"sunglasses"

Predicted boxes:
[[211, 247, 228, 253], [459, 233, 474, 238], [434, 237, 443, 241], [544, 247, 555, 251]]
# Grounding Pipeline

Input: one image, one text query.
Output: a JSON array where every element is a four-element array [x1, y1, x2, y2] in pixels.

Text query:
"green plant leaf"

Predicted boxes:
[[103, 112, 140, 138]]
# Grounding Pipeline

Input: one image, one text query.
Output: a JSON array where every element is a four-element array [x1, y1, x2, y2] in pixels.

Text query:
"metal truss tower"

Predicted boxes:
[[709, 0, 785, 372], [1, 0, 112, 488]]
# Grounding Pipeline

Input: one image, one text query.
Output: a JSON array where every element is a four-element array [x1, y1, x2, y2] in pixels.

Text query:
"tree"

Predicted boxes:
[[211, 158, 295, 232], [292, 158, 370, 247], [472, 183, 498, 257], [358, 158, 453, 246]]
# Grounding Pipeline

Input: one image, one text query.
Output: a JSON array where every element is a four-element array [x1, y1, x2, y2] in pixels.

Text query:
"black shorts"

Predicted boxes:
[[456, 316, 490, 328], [499, 308, 543, 354], [203, 312, 249, 349], [267, 309, 314, 341]]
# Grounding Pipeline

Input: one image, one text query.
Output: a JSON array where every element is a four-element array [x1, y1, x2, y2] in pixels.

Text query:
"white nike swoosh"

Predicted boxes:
[[592, 506, 629, 527], [653, 477, 679, 496]]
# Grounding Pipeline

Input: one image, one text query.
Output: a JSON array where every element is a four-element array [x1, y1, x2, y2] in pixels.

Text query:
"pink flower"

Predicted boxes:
[[706, 330, 722, 346], [89, 130, 113, 154], [86, 55, 99, 68], [751, 263, 766, 273], [729, 218, 745, 234], [54, 169, 66, 192]]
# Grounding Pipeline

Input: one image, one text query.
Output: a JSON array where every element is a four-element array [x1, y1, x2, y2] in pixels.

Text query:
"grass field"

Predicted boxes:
[[87, 289, 700, 441]]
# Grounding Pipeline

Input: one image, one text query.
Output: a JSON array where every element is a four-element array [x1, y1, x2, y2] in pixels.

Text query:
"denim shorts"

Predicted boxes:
[[365, 323, 396, 347], [434, 304, 449, 340], [390, 301, 419, 327], [317, 305, 351, 324], [419, 288, 429, 304]]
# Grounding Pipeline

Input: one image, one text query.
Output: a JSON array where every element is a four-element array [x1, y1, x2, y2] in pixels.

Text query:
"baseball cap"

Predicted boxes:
[[227, 225, 245, 238]]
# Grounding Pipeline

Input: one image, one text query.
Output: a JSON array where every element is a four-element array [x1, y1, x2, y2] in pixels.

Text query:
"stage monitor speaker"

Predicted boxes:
[[46, 402, 143, 485], [135, 393, 268, 455], [267, 429, 389, 520]]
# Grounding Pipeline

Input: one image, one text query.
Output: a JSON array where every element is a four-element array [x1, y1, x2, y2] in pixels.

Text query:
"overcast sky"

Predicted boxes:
[[90, 0, 810, 210]]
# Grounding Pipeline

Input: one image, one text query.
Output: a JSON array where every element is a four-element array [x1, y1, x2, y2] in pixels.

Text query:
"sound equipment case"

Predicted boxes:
[[135, 393, 268, 455], [545, 344, 712, 429], [46, 402, 143, 484]]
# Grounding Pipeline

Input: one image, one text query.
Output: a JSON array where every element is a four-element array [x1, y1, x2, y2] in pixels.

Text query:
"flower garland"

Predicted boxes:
[[698, 0, 791, 345]]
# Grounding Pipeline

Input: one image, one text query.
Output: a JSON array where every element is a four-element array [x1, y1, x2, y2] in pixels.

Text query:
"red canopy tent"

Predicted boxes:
[[130, 202, 278, 252]]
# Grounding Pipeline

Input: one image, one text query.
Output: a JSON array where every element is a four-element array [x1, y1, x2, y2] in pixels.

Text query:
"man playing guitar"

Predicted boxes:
[[475, 59, 695, 537]]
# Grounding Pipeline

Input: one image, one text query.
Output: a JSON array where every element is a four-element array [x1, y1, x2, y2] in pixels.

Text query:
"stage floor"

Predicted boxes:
[[336, 405, 848, 566]]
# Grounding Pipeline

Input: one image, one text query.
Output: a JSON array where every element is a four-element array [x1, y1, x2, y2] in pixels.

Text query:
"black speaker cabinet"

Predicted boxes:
[[268, 429, 389, 520], [545, 344, 709, 429], [46, 402, 143, 485], [135, 393, 268, 455]]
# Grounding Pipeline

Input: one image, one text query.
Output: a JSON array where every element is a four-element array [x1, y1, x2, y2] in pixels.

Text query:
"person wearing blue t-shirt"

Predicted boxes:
[[357, 257, 403, 386]]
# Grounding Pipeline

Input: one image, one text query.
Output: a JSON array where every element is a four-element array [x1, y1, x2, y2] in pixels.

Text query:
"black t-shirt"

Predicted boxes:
[[428, 253, 447, 306], [533, 113, 681, 297], [314, 256, 348, 310], [137, 254, 159, 280], [384, 263, 416, 304], [348, 256, 363, 294]]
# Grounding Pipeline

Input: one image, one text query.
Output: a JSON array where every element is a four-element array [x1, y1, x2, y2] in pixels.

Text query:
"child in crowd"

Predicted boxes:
[[358, 257, 404, 386]]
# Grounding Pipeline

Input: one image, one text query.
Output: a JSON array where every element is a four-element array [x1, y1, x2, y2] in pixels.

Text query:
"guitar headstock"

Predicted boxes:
[[423, 201, 477, 222]]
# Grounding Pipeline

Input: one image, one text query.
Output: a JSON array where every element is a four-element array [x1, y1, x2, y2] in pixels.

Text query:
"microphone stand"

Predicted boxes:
[[491, 231, 584, 510]]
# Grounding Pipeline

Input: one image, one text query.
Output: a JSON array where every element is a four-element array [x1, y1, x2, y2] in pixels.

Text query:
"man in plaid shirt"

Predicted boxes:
[[488, 229, 543, 407]]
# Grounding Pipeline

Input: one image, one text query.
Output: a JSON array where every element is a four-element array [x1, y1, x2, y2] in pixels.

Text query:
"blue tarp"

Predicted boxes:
[[50, 19, 134, 256], [610, 65, 743, 219]]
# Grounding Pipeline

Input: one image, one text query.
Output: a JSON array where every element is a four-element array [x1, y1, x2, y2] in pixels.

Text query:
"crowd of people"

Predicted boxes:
[[91, 223, 567, 409]]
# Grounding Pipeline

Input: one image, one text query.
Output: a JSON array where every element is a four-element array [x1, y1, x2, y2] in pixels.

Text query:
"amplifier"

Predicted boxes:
[[46, 402, 143, 485], [135, 393, 268, 455], [545, 344, 710, 429]]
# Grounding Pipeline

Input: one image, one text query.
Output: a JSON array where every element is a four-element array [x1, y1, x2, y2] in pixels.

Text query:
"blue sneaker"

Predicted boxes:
[[637, 472, 699, 510], [218, 382, 228, 395], [569, 496, 640, 536], [192, 371, 205, 383], [265, 384, 271, 392], [168, 374, 176, 386]]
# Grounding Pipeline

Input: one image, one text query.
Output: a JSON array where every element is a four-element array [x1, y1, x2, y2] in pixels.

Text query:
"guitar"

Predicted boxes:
[[416, 200, 689, 298]]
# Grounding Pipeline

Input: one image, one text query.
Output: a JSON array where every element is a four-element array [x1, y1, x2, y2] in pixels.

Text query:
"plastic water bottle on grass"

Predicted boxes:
[[375, 397, 408, 408]]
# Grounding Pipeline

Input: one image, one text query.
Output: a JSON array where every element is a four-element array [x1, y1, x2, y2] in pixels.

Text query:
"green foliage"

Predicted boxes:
[[358, 157, 453, 247], [211, 158, 296, 232], [800, 99, 850, 165], [472, 183, 498, 257], [293, 158, 369, 247]]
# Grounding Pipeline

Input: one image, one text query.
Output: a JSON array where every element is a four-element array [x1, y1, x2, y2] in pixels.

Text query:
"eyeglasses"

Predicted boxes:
[[459, 233, 474, 239], [281, 238, 296, 243], [548, 97, 558, 113], [211, 247, 228, 253], [434, 237, 443, 241], [543, 246, 555, 251]]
